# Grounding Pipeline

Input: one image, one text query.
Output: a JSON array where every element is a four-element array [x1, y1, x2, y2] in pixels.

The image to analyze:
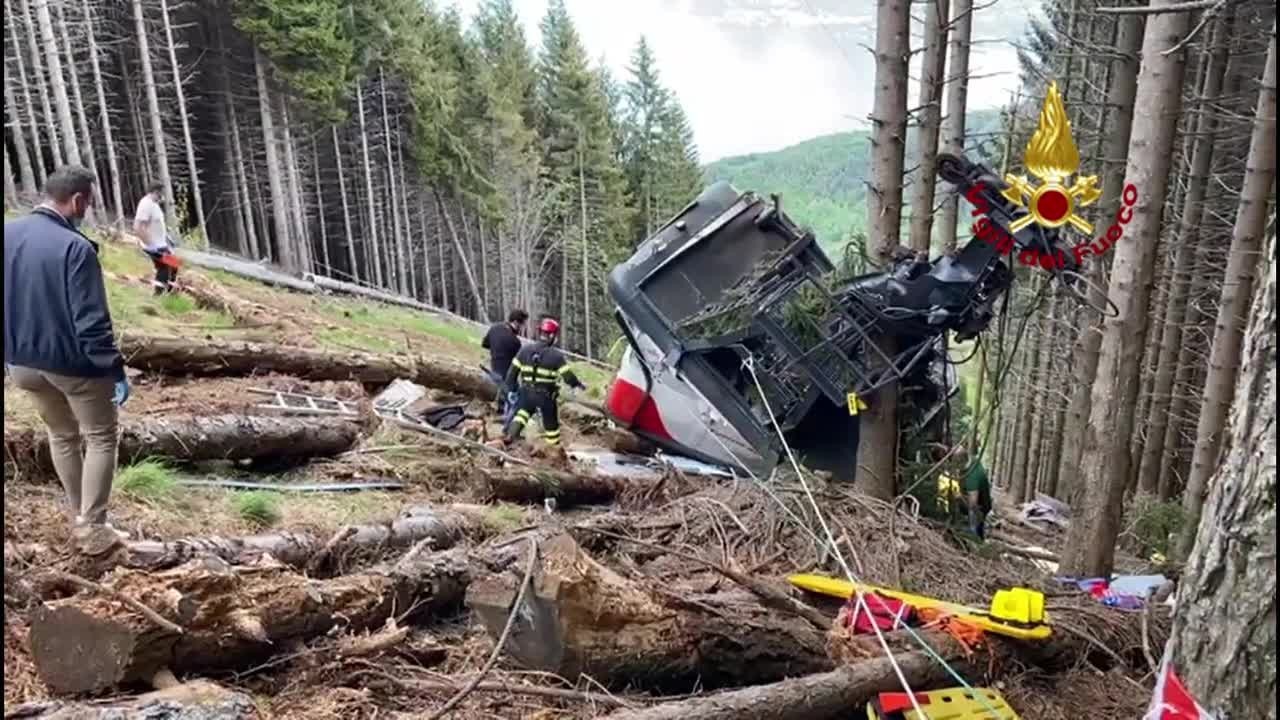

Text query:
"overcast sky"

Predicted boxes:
[[452, 0, 1033, 162]]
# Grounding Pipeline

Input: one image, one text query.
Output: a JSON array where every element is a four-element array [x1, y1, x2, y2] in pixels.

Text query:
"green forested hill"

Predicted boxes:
[[703, 109, 1004, 254]]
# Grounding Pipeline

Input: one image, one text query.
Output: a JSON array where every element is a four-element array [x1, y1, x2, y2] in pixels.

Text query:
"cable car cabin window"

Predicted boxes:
[[639, 207, 793, 326]]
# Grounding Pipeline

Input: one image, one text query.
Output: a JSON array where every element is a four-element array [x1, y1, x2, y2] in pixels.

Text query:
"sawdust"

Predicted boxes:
[[3, 615, 44, 706]]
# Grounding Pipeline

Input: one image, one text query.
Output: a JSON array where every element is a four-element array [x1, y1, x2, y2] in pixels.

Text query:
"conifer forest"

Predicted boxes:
[[2, 0, 1275, 718]]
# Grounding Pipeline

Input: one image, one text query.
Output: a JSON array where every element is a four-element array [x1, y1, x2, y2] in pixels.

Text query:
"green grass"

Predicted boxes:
[[481, 503, 527, 534], [314, 299, 481, 350], [96, 242, 228, 331], [233, 490, 282, 528], [158, 293, 197, 315], [315, 326, 402, 353], [117, 459, 178, 502]]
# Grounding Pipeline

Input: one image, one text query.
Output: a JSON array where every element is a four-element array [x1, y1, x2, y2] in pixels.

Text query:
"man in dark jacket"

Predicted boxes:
[[5, 165, 131, 538], [501, 316, 585, 448], [481, 308, 527, 426]]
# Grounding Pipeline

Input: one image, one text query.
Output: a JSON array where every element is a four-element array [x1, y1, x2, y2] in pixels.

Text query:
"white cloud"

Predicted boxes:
[[450, 0, 1028, 161]]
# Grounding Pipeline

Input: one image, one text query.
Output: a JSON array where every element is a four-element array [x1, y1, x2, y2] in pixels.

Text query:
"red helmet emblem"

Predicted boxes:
[[540, 318, 560, 335]]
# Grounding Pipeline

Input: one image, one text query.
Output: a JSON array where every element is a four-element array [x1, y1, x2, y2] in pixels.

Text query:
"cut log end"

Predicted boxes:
[[29, 605, 180, 695], [466, 532, 829, 689]]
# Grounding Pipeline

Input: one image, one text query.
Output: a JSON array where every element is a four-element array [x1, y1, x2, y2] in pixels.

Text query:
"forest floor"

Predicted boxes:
[[2, 232, 1164, 719]]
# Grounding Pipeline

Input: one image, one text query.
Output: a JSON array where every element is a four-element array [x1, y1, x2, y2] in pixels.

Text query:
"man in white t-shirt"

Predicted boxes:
[[133, 183, 178, 294]]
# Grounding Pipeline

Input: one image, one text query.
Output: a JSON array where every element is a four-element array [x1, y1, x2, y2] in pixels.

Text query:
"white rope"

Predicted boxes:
[[673, 361, 928, 715], [739, 355, 930, 718], [740, 355, 1003, 717]]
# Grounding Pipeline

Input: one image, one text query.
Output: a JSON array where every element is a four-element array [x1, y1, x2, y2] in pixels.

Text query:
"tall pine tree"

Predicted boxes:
[[620, 36, 701, 243], [536, 0, 628, 354]]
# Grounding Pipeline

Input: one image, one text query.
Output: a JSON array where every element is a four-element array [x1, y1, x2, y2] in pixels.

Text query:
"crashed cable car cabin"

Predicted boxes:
[[602, 154, 1078, 483]]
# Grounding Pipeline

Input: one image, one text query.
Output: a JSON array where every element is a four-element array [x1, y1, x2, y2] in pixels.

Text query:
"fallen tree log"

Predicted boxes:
[[465, 533, 831, 689], [603, 646, 970, 720], [29, 549, 470, 695], [305, 272, 448, 316], [417, 457, 658, 506], [5, 415, 361, 476], [176, 248, 317, 293], [6, 680, 257, 719], [75, 504, 478, 576], [119, 334, 495, 400]]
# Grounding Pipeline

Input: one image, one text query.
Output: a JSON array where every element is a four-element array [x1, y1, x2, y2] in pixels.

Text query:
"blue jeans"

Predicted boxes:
[[488, 370, 519, 431]]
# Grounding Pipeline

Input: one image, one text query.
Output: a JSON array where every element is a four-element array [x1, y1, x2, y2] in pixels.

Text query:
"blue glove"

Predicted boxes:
[[113, 378, 131, 407]]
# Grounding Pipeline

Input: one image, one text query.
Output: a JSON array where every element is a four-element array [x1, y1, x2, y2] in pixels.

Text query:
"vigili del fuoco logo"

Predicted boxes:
[[966, 81, 1138, 270]]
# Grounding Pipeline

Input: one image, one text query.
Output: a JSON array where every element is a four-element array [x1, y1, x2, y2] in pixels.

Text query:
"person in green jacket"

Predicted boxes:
[[954, 447, 993, 540]]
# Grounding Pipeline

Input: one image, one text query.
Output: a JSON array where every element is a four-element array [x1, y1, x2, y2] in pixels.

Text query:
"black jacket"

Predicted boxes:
[[505, 341, 583, 394], [481, 322, 522, 380], [4, 208, 125, 380]]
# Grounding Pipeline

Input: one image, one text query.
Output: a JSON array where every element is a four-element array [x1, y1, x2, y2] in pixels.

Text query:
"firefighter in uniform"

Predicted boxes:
[[502, 317, 585, 448]]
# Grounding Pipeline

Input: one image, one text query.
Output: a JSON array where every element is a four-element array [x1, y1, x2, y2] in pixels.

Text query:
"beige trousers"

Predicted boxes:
[[8, 365, 119, 524]]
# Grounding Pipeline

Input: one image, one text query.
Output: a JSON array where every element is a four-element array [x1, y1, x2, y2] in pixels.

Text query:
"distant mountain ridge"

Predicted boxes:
[[703, 109, 1004, 254]]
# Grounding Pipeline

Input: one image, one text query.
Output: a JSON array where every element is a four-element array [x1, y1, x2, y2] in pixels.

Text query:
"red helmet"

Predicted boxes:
[[539, 317, 560, 336]]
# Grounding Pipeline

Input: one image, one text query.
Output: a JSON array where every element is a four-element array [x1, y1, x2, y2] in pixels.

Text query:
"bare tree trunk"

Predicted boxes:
[[1024, 325, 1048, 497], [1012, 286, 1045, 502], [4, 66, 38, 196], [579, 146, 592, 356], [418, 193, 435, 303], [254, 47, 293, 270], [33, 0, 79, 166], [217, 94, 248, 256], [936, 0, 972, 253], [312, 139, 330, 274], [1138, 18, 1231, 498], [397, 139, 416, 298], [8, 0, 46, 187], [435, 188, 486, 314], [560, 229, 570, 341], [54, 1, 104, 215], [1163, 227, 1275, 719], [479, 214, 491, 316], [3, 148, 15, 207], [158, 0, 205, 238], [379, 67, 407, 296], [1131, 257, 1169, 492], [1157, 205, 1223, 499], [356, 78, 384, 289], [433, 192, 450, 308], [216, 22, 257, 259], [1055, 12, 1144, 503], [1176, 26, 1276, 558], [857, 0, 911, 499], [1003, 351, 1034, 497], [1059, 0, 1192, 578], [280, 100, 311, 274], [118, 45, 147, 197], [23, 0, 63, 170], [907, 0, 949, 254], [332, 125, 358, 281], [132, 0, 174, 211], [248, 146, 271, 261], [82, 0, 122, 219]]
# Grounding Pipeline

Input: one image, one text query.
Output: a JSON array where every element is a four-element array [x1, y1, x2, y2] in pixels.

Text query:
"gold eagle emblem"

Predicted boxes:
[[1002, 81, 1101, 234]]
